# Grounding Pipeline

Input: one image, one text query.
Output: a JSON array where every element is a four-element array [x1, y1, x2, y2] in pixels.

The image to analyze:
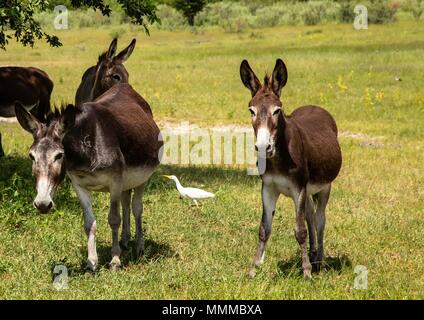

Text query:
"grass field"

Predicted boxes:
[[0, 19, 423, 299]]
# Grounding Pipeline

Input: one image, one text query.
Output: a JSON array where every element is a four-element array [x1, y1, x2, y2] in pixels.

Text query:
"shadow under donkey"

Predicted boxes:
[[277, 253, 352, 278], [50, 237, 178, 277]]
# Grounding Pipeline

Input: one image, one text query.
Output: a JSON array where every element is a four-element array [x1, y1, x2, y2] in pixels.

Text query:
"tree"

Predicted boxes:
[[173, 0, 206, 26], [0, 0, 159, 50]]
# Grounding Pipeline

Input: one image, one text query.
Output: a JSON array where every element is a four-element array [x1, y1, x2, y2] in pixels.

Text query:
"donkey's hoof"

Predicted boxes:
[[304, 271, 312, 280], [86, 260, 97, 273], [109, 257, 121, 271], [303, 265, 312, 280], [135, 239, 145, 257], [110, 263, 121, 272], [247, 268, 257, 279]]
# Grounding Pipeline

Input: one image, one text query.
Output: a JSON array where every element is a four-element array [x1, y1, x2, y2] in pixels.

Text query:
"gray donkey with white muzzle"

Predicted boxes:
[[16, 83, 162, 272]]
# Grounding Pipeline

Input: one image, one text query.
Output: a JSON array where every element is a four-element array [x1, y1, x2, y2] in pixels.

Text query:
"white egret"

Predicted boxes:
[[163, 175, 215, 207]]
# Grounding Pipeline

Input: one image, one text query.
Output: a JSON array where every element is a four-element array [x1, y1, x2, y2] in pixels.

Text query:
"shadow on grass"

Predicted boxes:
[[55, 237, 178, 277], [0, 154, 32, 183], [276, 254, 352, 278]]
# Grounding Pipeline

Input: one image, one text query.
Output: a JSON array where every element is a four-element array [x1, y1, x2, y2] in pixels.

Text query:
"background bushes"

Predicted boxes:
[[35, 0, 417, 33], [35, 9, 129, 29], [159, 0, 404, 30]]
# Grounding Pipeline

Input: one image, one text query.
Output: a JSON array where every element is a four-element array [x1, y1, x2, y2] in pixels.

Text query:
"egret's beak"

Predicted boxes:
[[162, 175, 172, 179]]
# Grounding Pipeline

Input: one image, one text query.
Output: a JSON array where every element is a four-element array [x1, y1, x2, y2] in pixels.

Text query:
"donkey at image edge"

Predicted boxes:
[[240, 59, 342, 279], [0, 66, 53, 157]]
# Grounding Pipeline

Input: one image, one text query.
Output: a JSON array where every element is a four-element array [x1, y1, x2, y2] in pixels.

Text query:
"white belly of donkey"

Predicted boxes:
[[263, 173, 329, 198], [68, 166, 155, 192]]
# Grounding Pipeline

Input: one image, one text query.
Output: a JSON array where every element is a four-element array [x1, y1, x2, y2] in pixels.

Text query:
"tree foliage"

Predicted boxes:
[[173, 0, 206, 26], [0, 0, 159, 50]]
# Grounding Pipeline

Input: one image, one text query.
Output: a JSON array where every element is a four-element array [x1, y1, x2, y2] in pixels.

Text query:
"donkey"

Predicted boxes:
[[0, 66, 53, 156], [15, 83, 162, 271], [75, 38, 137, 106], [240, 59, 342, 279]]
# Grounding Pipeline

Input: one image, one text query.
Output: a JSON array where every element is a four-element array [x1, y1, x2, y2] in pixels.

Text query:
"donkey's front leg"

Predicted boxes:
[[109, 182, 123, 271], [248, 182, 279, 278], [73, 184, 98, 272], [295, 187, 312, 279]]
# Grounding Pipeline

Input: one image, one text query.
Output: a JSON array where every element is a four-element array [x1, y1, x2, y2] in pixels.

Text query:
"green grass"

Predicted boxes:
[[0, 20, 424, 299]]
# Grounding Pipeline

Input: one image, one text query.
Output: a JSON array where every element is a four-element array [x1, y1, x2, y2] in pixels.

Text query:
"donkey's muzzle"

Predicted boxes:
[[255, 143, 275, 158], [33, 200, 53, 214]]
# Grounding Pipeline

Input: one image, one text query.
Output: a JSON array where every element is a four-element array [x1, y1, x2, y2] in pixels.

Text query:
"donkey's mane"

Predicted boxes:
[[47, 103, 80, 125], [97, 52, 108, 65], [264, 74, 271, 87]]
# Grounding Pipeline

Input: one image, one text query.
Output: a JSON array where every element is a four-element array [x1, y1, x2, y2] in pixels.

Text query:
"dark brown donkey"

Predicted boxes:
[[15, 83, 162, 271], [0, 66, 53, 156], [75, 38, 137, 106], [240, 59, 342, 279]]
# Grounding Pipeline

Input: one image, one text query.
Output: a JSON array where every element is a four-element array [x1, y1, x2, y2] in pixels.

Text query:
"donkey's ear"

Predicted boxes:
[[107, 38, 118, 59], [56, 105, 76, 138], [271, 59, 288, 97], [15, 102, 41, 135], [240, 60, 262, 97], [115, 39, 136, 63]]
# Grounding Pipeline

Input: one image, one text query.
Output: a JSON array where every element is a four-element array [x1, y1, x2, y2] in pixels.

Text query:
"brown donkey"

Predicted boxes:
[[0, 66, 53, 156], [240, 59, 342, 279], [75, 38, 138, 106], [15, 83, 162, 271]]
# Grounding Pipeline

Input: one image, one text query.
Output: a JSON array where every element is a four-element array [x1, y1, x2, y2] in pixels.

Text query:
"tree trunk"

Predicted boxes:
[[188, 14, 195, 26]]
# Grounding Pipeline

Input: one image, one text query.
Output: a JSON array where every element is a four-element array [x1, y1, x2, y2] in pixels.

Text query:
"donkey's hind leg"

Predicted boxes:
[[120, 189, 132, 249], [315, 184, 331, 271], [109, 181, 123, 271], [305, 196, 317, 270], [132, 185, 145, 257], [294, 187, 312, 279]]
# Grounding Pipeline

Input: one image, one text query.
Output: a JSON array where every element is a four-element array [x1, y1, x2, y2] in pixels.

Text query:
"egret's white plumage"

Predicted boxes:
[[163, 175, 215, 206]]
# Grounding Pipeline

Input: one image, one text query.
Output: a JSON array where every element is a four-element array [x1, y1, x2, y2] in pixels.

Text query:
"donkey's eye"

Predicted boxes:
[[249, 108, 256, 117], [54, 153, 64, 161], [112, 74, 121, 81], [29, 153, 35, 161], [273, 108, 281, 116]]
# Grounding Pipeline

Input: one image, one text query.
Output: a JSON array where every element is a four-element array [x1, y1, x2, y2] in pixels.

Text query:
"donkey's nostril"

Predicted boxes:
[[266, 144, 272, 152], [255, 145, 258, 152], [34, 200, 53, 214]]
